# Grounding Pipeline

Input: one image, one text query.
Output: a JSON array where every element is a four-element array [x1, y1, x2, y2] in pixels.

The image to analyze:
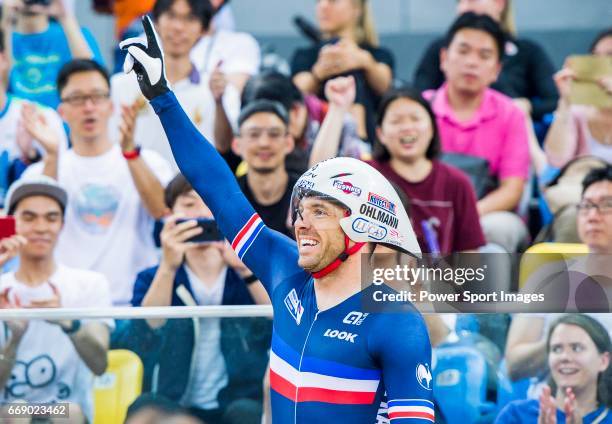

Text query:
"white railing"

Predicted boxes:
[[0, 305, 274, 320]]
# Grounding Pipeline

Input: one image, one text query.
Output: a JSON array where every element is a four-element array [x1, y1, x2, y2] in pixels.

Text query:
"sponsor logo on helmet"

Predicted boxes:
[[367, 192, 396, 215], [416, 363, 433, 390], [333, 180, 362, 196], [389, 228, 405, 242], [296, 179, 314, 190], [359, 204, 399, 229], [352, 217, 387, 241]]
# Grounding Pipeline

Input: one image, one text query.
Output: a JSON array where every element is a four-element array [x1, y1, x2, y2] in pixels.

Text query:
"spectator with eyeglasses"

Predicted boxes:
[[1, 0, 104, 109], [576, 165, 612, 254], [232, 100, 297, 239], [21, 59, 173, 306]]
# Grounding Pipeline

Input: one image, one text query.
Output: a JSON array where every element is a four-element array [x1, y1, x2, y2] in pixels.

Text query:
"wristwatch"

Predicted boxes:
[[62, 320, 81, 335]]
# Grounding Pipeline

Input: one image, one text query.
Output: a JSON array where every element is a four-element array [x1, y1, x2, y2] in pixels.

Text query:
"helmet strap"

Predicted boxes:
[[312, 234, 366, 279]]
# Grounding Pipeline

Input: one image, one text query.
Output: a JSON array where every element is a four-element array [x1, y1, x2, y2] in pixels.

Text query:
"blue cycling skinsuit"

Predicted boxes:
[[150, 91, 434, 423]]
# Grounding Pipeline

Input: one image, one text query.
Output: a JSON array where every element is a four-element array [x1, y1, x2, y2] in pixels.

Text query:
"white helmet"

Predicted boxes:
[[291, 157, 421, 262]]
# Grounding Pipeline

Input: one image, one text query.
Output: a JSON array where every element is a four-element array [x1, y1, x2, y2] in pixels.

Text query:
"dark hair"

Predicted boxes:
[[373, 86, 441, 162], [0, 28, 4, 53], [56, 59, 110, 96], [152, 0, 214, 31], [444, 12, 506, 61], [125, 393, 181, 420], [241, 72, 304, 112], [237, 99, 290, 129], [590, 27, 612, 53], [165, 173, 194, 209], [582, 164, 612, 195], [546, 314, 612, 407]]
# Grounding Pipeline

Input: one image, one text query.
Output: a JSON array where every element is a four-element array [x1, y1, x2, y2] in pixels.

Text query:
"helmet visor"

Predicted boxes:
[[290, 184, 350, 226]]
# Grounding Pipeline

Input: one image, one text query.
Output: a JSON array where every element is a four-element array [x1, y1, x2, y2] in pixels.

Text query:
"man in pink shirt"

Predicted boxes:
[[424, 12, 530, 252]]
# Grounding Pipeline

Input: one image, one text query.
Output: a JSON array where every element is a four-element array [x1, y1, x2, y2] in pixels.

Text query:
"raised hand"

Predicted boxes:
[[159, 214, 203, 271], [0, 287, 29, 340], [120, 16, 169, 100], [217, 241, 252, 277], [19, 103, 60, 157], [209, 60, 227, 104], [0, 235, 27, 268], [538, 385, 558, 424], [324, 76, 356, 111], [553, 66, 576, 104], [119, 102, 138, 154], [563, 387, 583, 424]]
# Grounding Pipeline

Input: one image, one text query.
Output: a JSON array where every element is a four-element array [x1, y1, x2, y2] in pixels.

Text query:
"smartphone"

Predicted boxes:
[[153, 218, 224, 247], [568, 55, 612, 108], [0, 216, 16, 240]]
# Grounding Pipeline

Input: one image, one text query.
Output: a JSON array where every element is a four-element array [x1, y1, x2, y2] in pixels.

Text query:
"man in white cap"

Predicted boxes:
[[0, 176, 112, 422]]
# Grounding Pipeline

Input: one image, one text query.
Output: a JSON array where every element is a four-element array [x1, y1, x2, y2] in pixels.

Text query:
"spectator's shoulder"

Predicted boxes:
[[109, 71, 141, 101], [110, 70, 135, 87], [486, 88, 524, 119], [218, 30, 259, 50], [513, 37, 546, 54]]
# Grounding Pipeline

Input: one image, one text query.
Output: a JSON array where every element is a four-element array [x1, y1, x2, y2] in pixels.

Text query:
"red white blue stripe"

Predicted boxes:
[[269, 333, 381, 404], [231, 213, 265, 259], [387, 399, 435, 421]]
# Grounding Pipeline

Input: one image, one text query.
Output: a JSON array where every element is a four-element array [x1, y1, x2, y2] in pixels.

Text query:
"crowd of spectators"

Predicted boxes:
[[0, 0, 609, 422]]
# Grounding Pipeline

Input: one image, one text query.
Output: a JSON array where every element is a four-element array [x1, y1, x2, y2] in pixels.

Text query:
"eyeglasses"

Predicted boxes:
[[61, 92, 110, 106], [239, 128, 288, 143], [576, 199, 612, 215]]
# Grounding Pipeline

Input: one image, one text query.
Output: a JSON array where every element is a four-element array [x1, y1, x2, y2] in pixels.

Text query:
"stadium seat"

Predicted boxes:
[[93, 349, 144, 424], [518, 243, 589, 289], [433, 343, 496, 423]]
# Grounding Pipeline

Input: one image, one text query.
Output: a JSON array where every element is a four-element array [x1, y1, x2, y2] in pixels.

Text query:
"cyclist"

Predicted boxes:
[[120, 16, 434, 423]]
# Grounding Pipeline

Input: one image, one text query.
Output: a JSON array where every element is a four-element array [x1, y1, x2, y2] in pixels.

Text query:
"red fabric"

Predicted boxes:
[[369, 160, 485, 253]]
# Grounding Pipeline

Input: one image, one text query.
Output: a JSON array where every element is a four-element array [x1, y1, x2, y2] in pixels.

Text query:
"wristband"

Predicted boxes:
[[122, 146, 141, 160], [243, 274, 259, 285], [62, 319, 81, 335]]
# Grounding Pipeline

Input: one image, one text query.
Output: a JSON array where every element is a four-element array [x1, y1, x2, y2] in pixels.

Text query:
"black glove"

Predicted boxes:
[[119, 16, 169, 100]]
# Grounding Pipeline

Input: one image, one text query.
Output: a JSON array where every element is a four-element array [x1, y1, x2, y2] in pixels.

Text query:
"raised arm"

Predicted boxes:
[[308, 76, 356, 167], [543, 67, 579, 168], [120, 17, 303, 295]]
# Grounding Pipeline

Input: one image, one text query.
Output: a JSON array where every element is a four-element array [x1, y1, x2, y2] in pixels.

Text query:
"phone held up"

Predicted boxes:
[[0, 216, 16, 240], [153, 218, 223, 248]]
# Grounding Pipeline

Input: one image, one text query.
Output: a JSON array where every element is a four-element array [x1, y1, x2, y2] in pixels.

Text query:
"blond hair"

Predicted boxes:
[[500, 0, 516, 36], [354, 0, 379, 46]]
